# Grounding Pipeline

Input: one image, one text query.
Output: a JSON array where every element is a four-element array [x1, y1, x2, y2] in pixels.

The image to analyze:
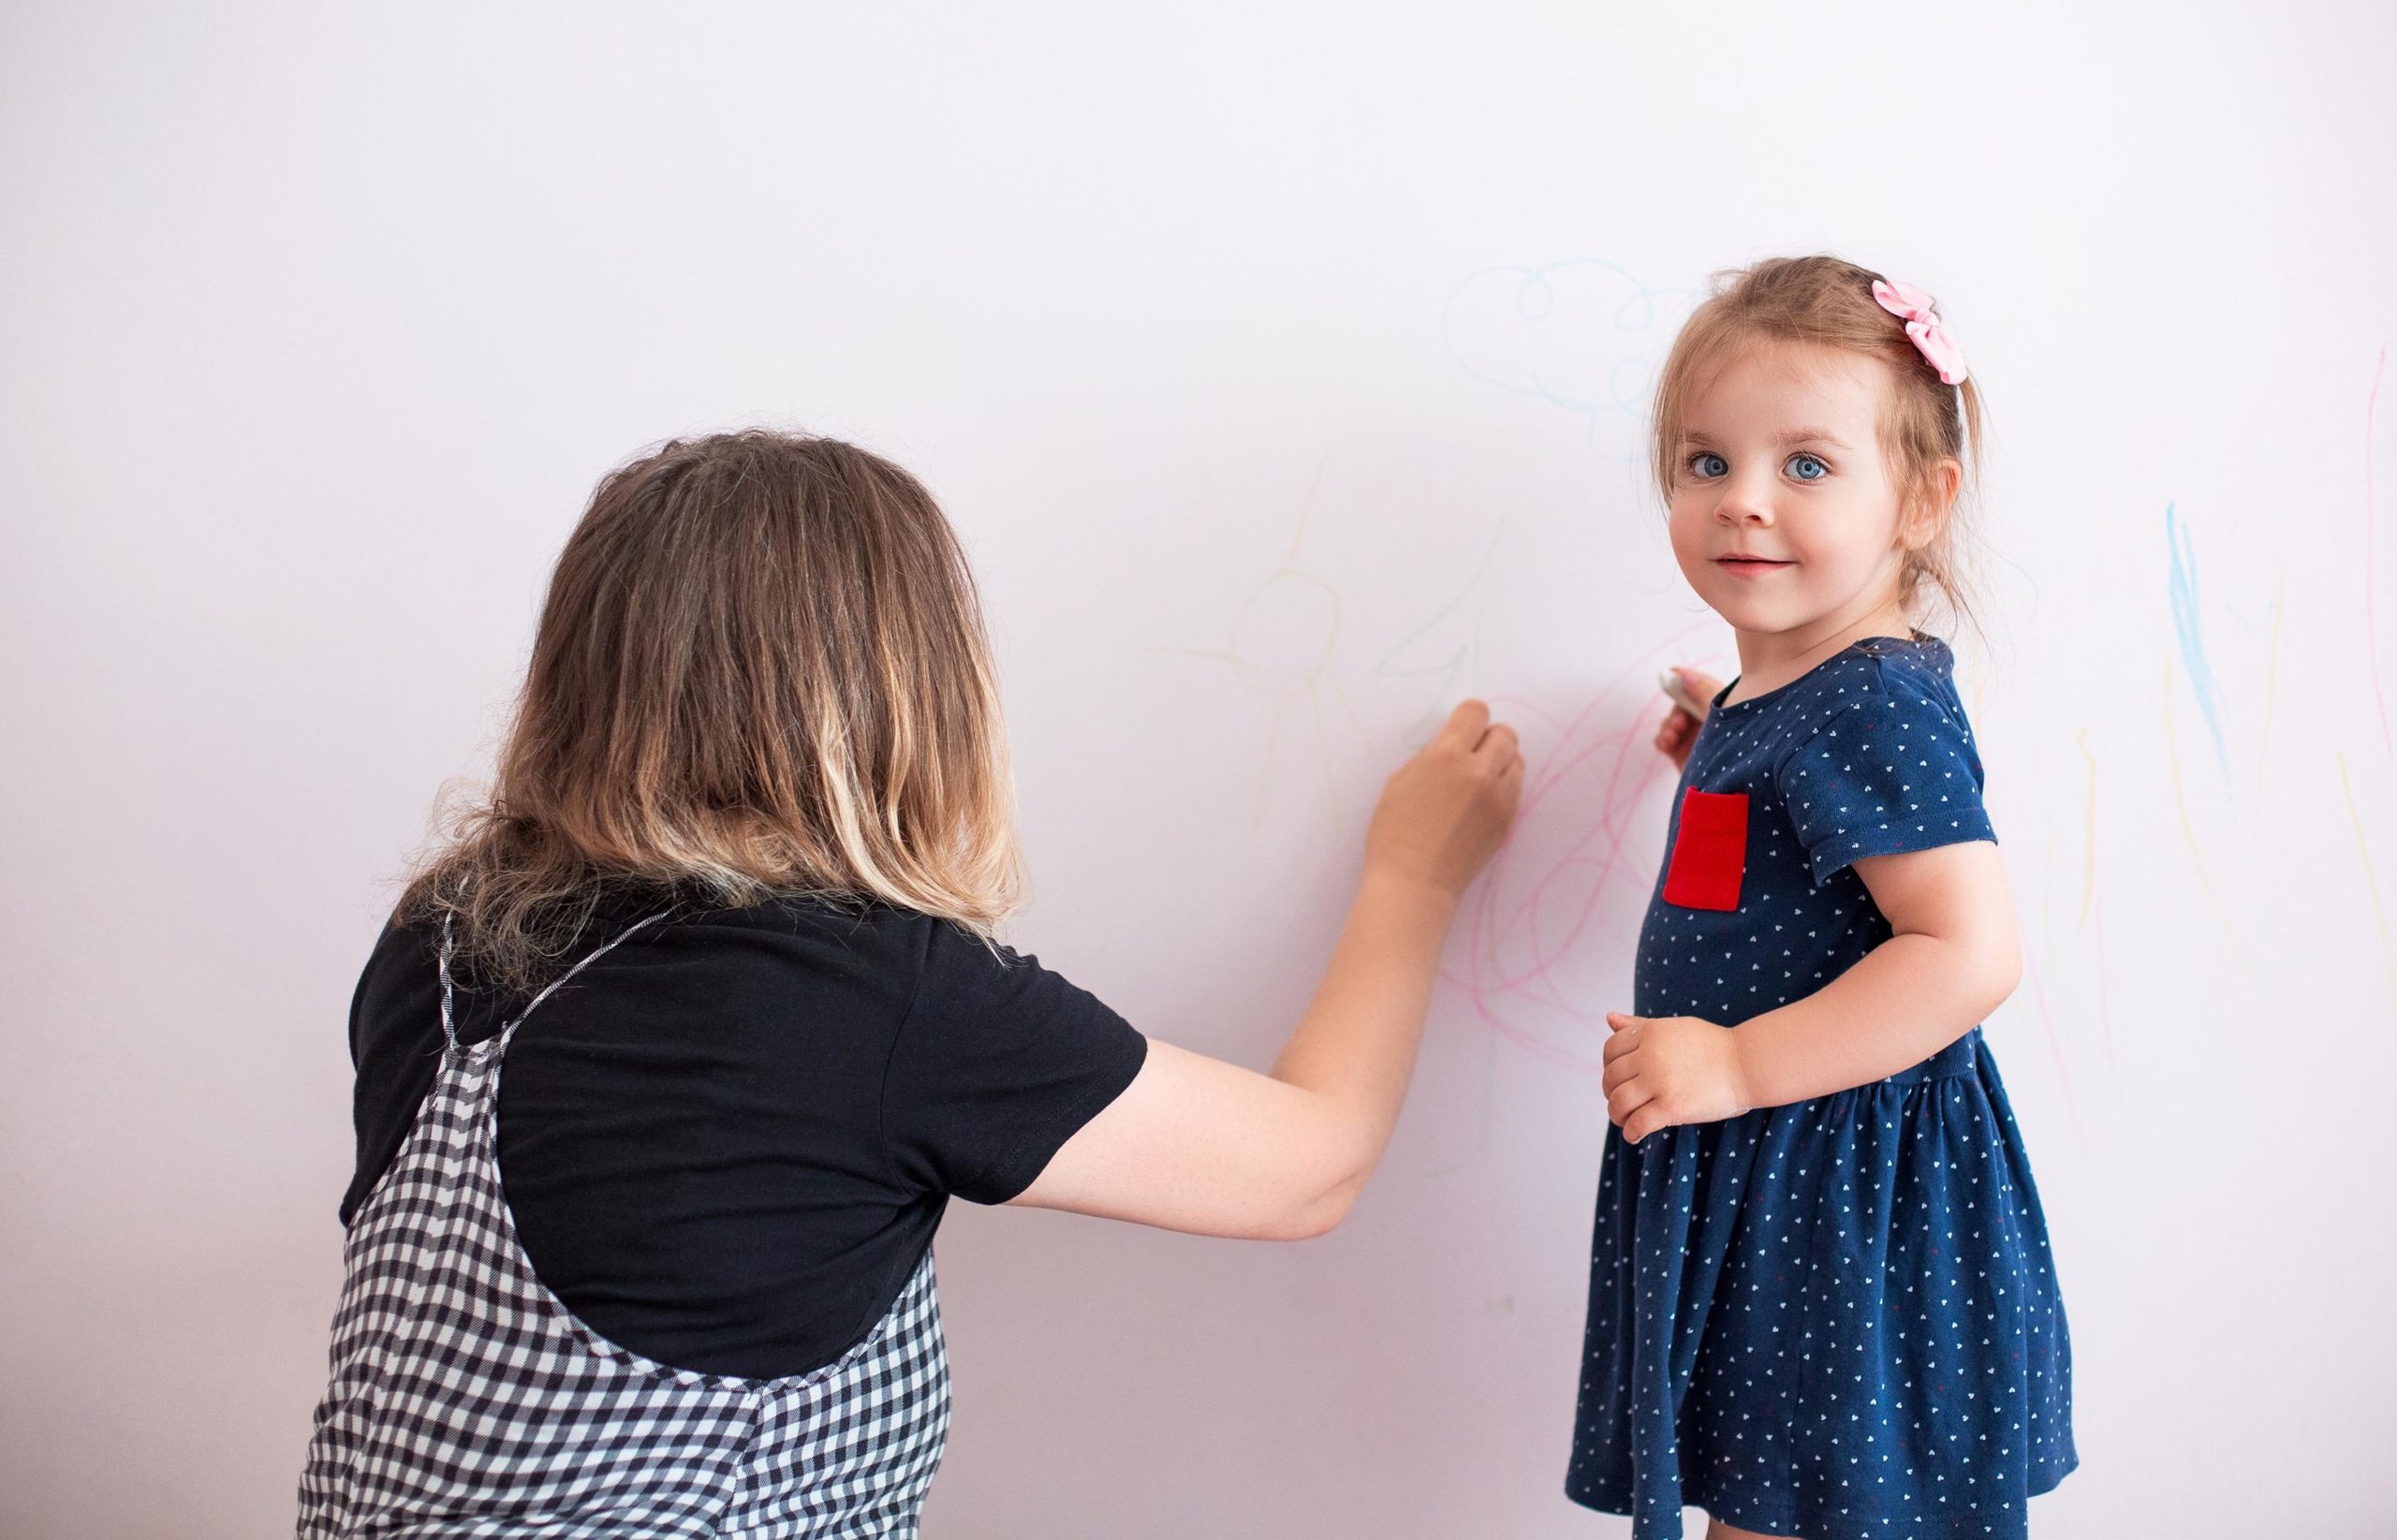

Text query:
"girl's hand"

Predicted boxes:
[[1364, 699, 1524, 902], [1601, 1011, 1751, 1143], [1654, 667, 1722, 772]]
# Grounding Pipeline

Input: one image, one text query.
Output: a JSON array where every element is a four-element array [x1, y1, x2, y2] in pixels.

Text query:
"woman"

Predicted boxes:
[[298, 429, 1522, 1535]]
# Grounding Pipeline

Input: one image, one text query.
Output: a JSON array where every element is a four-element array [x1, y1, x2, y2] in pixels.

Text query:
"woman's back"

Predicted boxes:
[[305, 894, 1141, 1535], [340, 892, 1144, 1379]]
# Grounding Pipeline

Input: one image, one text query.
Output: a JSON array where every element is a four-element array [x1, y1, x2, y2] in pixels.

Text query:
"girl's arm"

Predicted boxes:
[[1602, 840, 2022, 1142], [1728, 839, 2019, 1106], [1007, 701, 1522, 1240]]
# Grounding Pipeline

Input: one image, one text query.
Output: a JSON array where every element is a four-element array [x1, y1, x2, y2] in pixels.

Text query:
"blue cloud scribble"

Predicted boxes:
[[1441, 259, 1695, 462], [2166, 503, 2230, 785]]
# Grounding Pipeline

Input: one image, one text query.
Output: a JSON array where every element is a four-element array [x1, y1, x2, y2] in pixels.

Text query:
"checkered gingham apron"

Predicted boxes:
[[298, 916, 952, 1537]]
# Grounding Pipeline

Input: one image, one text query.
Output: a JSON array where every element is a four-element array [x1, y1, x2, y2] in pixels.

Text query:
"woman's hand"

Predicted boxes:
[[1008, 698, 1522, 1242], [1654, 667, 1722, 772], [1601, 1011, 1750, 1143], [1364, 699, 1524, 902]]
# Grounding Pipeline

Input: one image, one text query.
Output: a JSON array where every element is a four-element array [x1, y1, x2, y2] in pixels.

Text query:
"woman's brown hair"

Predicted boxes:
[[403, 430, 1023, 990], [1649, 254, 1989, 638]]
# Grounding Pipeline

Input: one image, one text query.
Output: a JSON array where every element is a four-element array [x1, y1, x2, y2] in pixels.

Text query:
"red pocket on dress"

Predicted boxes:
[[1661, 787, 1747, 911]]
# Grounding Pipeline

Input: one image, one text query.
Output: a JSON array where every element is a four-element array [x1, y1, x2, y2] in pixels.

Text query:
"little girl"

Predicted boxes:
[[1565, 257, 2076, 1539]]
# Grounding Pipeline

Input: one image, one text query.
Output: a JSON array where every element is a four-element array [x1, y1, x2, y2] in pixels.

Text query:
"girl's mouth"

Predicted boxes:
[[1716, 557, 1794, 577]]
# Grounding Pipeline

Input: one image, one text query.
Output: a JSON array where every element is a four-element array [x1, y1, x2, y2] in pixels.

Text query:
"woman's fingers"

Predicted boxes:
[[1437, 697, 1493, 751], [1491, 752, 1526, 822], [1364, 699, 1525, 898]]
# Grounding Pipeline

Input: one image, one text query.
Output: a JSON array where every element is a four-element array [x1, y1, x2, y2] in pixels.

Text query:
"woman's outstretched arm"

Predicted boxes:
[[1007, 700, 1522, 1239]]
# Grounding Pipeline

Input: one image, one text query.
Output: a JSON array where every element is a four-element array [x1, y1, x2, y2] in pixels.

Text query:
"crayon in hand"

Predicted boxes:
[[1658, 668, 1708, 719]]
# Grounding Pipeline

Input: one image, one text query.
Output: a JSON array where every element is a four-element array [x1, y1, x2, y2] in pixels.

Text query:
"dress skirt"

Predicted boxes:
[[1565, 1028, 2076, 1540]]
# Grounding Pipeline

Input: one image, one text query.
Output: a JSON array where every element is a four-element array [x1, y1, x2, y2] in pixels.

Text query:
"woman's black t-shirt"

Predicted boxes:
[[342, 892, 1148, 1378]]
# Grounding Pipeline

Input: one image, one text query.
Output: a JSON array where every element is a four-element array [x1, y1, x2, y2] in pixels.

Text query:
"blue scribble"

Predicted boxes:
[[1376, 521, 1504, 741], [1376, 521, 1503, 684], [2166, 503, 2230, 784], [1440, 259, 1695, 462]]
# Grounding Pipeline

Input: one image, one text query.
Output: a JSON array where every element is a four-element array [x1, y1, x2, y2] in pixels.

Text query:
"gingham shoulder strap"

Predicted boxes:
[[437, 910, 669, 1053]]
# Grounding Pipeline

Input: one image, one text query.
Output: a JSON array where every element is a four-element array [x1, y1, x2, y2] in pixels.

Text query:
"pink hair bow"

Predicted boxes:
[[1871, 277, 1969, 385]]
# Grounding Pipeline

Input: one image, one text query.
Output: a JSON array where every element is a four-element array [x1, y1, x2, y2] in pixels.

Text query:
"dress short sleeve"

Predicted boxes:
[[880, 922, 1149, 1205], [1772, 669, 1997, 886]]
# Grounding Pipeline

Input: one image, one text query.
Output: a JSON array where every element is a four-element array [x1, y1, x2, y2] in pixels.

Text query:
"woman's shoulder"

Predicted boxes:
[[373, 886, 1051, 1019], [741, 892, 1002, 961], [691, 893, 1058, 1005]]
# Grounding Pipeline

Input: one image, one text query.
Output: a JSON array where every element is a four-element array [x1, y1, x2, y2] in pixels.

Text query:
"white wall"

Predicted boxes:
[[4, 3, 2393, 1534]]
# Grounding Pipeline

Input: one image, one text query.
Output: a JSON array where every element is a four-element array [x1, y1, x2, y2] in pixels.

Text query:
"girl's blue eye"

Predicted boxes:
[[1690, 451, 1728, 478], [1787, 453, 1829, 481]]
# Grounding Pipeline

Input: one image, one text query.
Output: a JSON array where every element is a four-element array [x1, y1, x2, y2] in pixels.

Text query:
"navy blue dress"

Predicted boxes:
[[1565, 635, 2075, 1539]]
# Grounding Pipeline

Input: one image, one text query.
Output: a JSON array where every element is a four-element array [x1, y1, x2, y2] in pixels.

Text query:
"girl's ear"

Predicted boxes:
[[1900, 458, 1963, 552]]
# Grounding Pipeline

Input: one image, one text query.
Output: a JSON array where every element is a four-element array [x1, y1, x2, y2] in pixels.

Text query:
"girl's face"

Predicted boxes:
[[1666, 343, 1933, 643]]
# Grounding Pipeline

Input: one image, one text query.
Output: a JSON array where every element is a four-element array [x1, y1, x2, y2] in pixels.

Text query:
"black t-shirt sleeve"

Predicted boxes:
[[340, 917, 517, 1225], [342, 920, 441, 1225], [878, 922, 1148, 1205]]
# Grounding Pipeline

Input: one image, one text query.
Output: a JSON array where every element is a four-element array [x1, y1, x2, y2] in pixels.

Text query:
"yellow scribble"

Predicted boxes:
[[1153, 459, 1361, 834]]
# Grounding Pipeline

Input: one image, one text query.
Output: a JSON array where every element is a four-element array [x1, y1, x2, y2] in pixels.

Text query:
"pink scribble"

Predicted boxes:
[[1441, 621, 1715, 1073]]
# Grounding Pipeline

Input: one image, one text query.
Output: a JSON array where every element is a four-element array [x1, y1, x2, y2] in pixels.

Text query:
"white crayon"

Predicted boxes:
[[1658, 668, 1708, 719]]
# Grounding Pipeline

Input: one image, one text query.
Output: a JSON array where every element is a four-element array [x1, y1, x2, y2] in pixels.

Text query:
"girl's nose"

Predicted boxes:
[[1714, 478, 1775, 525]]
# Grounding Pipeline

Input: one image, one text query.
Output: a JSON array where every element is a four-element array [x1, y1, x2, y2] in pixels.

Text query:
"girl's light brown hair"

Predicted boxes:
[[403, 430, 1023, 990], [1650, 254, 1988, 638]]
